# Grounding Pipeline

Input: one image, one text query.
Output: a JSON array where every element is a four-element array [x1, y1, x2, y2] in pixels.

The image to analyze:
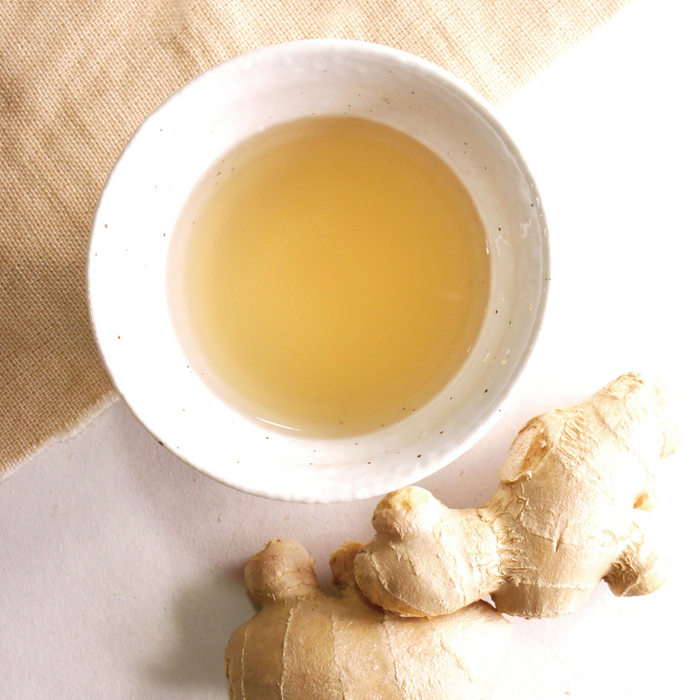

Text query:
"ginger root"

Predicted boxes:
[[225, 538, 510, 700], [354, 372, 681, 619]]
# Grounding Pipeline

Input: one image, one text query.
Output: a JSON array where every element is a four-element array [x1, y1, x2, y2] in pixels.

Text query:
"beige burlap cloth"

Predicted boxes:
[[0, 0, 630, 478]]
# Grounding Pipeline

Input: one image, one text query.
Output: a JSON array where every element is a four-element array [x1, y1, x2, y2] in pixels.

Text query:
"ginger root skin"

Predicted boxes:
[[354, 372, 681, 619], [225, 538, 510, 700]]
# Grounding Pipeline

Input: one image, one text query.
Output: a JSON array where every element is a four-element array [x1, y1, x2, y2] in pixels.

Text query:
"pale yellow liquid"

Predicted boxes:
[[169, 117, 490, 437]]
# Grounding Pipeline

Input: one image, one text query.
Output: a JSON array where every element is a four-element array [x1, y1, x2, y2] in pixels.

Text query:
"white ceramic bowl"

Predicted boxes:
[[88, 40, 549, 503]]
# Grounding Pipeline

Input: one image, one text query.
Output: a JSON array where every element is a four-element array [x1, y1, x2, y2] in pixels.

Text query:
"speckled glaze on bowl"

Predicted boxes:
[[87, 40, 549, 503]]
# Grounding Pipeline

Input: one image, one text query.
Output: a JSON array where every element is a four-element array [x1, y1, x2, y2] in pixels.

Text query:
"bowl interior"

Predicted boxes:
[[88, 40, 549, 503]]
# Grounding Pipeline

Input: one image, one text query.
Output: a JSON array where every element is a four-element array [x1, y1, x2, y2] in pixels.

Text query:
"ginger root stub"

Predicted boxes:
[[225, 539, 510, 700], [355, 372, 681, 619]]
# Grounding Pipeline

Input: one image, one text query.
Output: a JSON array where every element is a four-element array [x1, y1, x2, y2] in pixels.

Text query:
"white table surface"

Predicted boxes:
[[2, 0, 699, 697]]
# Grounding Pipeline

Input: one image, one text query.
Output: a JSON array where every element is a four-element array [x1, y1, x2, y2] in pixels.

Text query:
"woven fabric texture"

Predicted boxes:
[[0, 0, 631, 477]]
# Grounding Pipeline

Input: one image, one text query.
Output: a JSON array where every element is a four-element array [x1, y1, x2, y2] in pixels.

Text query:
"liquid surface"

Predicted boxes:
[[168, 116, 490, 437]]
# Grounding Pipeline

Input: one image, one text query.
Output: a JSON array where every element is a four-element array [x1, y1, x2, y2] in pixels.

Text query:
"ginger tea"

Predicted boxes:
[[168, 116, 490, 437]]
